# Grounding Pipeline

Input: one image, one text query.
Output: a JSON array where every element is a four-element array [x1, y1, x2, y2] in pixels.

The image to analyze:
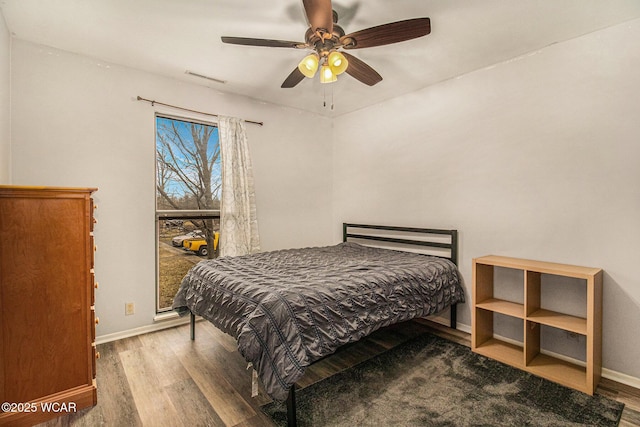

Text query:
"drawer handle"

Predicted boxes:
[[94, 281, 99, 289], [93, 217, 98, 224], [96, 351, 101, 360], [94, 245, 97, 252], [95, 316, 100, 325]]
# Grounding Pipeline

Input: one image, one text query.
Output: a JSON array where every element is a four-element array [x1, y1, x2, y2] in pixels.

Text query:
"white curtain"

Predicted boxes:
[[218, 116, 260, 257]]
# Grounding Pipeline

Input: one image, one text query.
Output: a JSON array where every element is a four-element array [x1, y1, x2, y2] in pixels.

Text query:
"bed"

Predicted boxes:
[[172, 223, 465, 426]]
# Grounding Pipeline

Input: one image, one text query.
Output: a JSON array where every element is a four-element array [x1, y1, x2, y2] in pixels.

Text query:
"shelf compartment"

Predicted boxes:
[[474, 337, 524, 368], [527, 353, 587, 393], [527, 309, 587, 335], [475, 298, 524, 318]]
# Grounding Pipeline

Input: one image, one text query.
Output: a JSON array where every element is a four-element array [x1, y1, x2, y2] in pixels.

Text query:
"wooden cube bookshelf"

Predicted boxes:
[[472, 255, 602, 395]]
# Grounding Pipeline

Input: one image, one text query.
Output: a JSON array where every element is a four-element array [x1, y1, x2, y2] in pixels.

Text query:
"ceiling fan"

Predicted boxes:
[[221, 0, 431, 88]]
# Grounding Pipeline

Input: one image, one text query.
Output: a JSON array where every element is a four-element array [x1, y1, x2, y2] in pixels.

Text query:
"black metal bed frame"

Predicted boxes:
[[189, 223, 460, 427], [341, 223, 458, 327]]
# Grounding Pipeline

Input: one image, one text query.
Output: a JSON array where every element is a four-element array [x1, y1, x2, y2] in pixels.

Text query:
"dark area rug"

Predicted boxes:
[[262, 333, 623, 426]]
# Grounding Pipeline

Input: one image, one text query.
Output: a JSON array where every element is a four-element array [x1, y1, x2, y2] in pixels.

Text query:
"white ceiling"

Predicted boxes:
[[2, 0, 640, 117]]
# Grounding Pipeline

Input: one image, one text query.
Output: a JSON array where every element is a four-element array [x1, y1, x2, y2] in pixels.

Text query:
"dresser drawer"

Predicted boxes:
[[91, 308, 97, 342], [92, 344, 99, 379], [90, 198, 97, 232], [90, 269, 96, 305]]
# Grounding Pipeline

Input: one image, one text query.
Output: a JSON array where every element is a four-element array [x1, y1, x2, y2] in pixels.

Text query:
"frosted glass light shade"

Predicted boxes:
[[320, 65, 337, 83], [298, 54, 319, 78], [328, 51, 349, 75]]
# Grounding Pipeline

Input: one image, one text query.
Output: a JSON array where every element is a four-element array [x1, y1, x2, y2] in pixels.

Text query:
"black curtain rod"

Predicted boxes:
[[136, 96, 264, 126]]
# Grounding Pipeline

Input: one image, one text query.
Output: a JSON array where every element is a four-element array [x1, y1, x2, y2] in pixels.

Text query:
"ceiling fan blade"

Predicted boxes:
[[281, 67, 306, 88], [302, 0, 334, 35], [340, 17, 431, 49], [342, 52, 382, 86], [221, 36, 306, 49]]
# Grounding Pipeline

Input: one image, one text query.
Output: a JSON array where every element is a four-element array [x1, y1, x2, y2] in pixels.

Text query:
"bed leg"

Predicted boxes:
[[190, 312, 196, 340], [286, 385, 297, 427], [450, 304, 457, 330]]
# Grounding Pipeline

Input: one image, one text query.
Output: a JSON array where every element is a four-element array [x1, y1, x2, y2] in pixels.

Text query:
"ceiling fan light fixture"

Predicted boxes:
[[298, 53, 319, 78], [328, 51, 348, 75], [320, 64, 337, 84], [221, 4, 431, 89]]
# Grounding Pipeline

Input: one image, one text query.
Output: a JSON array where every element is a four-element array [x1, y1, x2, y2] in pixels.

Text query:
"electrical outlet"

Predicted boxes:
[[566, 331, 579, 340], [125, 302, 135, 316]]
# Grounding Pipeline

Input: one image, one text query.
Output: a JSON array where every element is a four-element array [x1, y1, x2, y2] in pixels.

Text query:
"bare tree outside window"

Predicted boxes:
[[155, 115, 221, 312]]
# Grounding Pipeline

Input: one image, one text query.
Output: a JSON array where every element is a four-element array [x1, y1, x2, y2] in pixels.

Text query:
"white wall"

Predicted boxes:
[[0, 10, 10, 183], [8, 16, 640, 382], [333, 19, 640, 379], [10, 39, 334, 336]]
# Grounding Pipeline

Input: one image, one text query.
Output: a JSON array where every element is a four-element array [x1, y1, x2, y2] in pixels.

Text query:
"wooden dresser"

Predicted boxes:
[[0, 186, 98, 426]]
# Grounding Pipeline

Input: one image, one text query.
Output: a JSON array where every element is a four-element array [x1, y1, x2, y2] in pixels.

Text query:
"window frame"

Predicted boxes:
[[154, 113, 221, 313]]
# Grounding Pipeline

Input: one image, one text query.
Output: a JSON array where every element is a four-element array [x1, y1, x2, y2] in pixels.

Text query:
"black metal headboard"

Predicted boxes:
[[342, 223, 458, 266]]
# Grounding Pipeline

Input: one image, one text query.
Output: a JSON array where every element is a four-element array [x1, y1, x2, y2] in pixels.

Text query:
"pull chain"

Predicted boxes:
[[322, 86, 335, 110], [331, 87, 334, 110]]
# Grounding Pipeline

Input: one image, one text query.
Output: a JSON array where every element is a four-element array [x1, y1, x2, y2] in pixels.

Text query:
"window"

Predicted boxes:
[[155, 115, 221, 312]]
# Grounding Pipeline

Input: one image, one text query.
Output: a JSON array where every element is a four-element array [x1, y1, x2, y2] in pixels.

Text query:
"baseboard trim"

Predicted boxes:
[[97, 317, 640, 391], [425, 314, 472, 335], [602, 367, 640, 390], [95, 315, 198, 345]]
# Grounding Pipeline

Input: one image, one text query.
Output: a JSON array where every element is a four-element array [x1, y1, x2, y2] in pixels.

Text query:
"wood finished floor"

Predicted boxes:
[[37, 319, 640, 427]]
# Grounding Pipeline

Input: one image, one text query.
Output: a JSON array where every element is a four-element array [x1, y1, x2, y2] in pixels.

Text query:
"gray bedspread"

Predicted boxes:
[[172, 242, 465, 401]]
